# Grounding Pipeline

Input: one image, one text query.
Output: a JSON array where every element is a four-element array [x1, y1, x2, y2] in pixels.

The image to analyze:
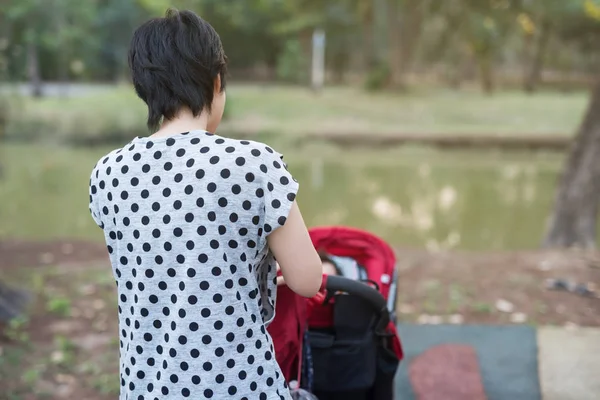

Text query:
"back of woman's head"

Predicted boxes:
[[128, 9, 228, 131]]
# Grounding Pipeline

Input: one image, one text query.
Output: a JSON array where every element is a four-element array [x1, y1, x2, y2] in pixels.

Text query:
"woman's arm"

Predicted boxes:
[[267, 201, 322, 297]]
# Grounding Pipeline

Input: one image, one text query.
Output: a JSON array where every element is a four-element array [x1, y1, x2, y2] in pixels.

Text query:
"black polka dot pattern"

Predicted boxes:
[[89, 131, 298, 399]]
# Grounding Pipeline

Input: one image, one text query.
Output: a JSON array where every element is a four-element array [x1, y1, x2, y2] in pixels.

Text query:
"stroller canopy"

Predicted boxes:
[[309, 226, 397, 301]]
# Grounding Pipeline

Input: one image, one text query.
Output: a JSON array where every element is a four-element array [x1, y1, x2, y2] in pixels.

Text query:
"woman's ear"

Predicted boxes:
[[214, 74, 222, 93]]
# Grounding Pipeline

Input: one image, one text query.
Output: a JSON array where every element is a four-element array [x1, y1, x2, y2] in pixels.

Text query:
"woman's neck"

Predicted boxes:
[[151, 109, 209, 139]]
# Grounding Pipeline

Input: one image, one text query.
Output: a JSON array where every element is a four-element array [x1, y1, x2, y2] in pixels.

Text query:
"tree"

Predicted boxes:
[[518, 2, 550, 93], [268, 0, 359, 83], [3, 0, 101, 93], [519, 0, 594, 93], [543, 82, 600, 248], [428, 0, 521, 93], [4, 0, 47, 96], [543, 0, 600, 248], [386, 0, 432, 88]]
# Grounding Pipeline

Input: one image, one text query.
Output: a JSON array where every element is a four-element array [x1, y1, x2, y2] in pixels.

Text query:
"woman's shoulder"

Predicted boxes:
[[213, 136, 289, 173], [215, 136, 283, 158], [89, 146, 127, 185]]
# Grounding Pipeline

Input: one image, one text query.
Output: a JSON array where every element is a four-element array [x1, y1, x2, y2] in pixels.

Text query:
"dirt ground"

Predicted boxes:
[[0, 240, 109, 270], [0, 240, 115, 400], [1, 239, 599, 399], [395, 247, 600, 327]]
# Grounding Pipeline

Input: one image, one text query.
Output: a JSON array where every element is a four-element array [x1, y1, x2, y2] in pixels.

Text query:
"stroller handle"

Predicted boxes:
[[323, 275, 389, 318]]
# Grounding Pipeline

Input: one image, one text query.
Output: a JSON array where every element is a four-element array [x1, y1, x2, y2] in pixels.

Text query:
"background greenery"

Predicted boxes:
[[1, 0, 599, 250]]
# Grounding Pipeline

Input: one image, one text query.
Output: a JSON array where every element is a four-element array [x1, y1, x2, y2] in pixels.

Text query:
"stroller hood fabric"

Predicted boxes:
[[309, 226, 397, 301]]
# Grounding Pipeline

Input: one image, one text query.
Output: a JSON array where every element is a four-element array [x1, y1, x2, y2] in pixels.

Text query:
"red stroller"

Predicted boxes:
[[268, 226, 403, 400]]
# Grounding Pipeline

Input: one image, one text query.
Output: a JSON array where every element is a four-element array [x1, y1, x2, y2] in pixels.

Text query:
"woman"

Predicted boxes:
[[88, 9, 322, 400]]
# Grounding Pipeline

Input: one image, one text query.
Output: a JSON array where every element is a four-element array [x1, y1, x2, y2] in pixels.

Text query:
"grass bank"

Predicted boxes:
[[0, 84, 588, 146]]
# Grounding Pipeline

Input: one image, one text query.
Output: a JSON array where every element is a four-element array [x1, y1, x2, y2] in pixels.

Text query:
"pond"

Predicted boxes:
[[0, 143, 566, 251], [286, 146, 565, 251]]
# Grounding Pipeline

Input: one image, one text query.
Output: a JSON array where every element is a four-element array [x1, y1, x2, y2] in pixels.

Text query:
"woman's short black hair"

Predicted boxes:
[[128, 8, 228, 131]]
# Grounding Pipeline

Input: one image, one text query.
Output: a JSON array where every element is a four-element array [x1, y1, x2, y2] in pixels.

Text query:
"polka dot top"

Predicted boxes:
[[88, 130, 298, 400]]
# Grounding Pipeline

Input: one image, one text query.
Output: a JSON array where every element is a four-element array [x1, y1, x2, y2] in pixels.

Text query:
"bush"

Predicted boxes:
[[364, 63, 390, 92], [2, 85, 233, 146], [276, 39, 309, 84]]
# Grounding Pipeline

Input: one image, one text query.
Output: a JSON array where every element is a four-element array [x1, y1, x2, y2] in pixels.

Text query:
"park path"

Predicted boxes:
[[538, 326, 600, 400], [395, 324, 600, 400], [0, 82, 113, 97]]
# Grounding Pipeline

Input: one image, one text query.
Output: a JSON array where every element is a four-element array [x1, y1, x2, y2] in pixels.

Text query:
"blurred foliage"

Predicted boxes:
[[0, 0, 598, 91], [276, 39, 310, 84]]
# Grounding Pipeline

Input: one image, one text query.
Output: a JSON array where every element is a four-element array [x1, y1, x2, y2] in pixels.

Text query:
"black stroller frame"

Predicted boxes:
[[305, 275, 400, 400]]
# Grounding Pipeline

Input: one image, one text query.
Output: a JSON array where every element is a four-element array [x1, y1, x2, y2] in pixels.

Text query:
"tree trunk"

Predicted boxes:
[[543, 82, 600, 249], [331, 50, 348, 84], [361, 1, 377, 73], [56, 4, 70, 96], [0, 16, 10, 80], [387, 0, 403, 87], [299, 29, 313, 85], [265, 42, 280, 81], [387, 0, 427, 89], [399, 0, 426, 79], [477, 53, 495, 94], [27, 40, 42, 98], [523, 21, 551, 94]]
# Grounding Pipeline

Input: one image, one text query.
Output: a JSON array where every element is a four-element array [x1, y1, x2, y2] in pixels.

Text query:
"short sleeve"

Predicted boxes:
[[88, 167, 104, 229], [260, 148, 299, 236]]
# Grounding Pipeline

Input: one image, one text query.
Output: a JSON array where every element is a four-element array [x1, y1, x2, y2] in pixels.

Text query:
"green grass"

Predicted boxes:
[[225, 84, 588, 136], [1, 84, 589, 146], [3, 86, 147, 144]]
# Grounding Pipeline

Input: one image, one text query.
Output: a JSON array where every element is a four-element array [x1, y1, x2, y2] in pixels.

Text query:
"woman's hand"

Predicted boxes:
[[276, 263, 285, 286]]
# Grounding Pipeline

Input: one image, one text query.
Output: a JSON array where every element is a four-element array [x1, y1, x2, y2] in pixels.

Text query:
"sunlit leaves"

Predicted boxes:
[[584, 0, 600, 20], [135, 0, 204, 15], [517, 13, 536, 35], [135, 0, 172, 15]]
